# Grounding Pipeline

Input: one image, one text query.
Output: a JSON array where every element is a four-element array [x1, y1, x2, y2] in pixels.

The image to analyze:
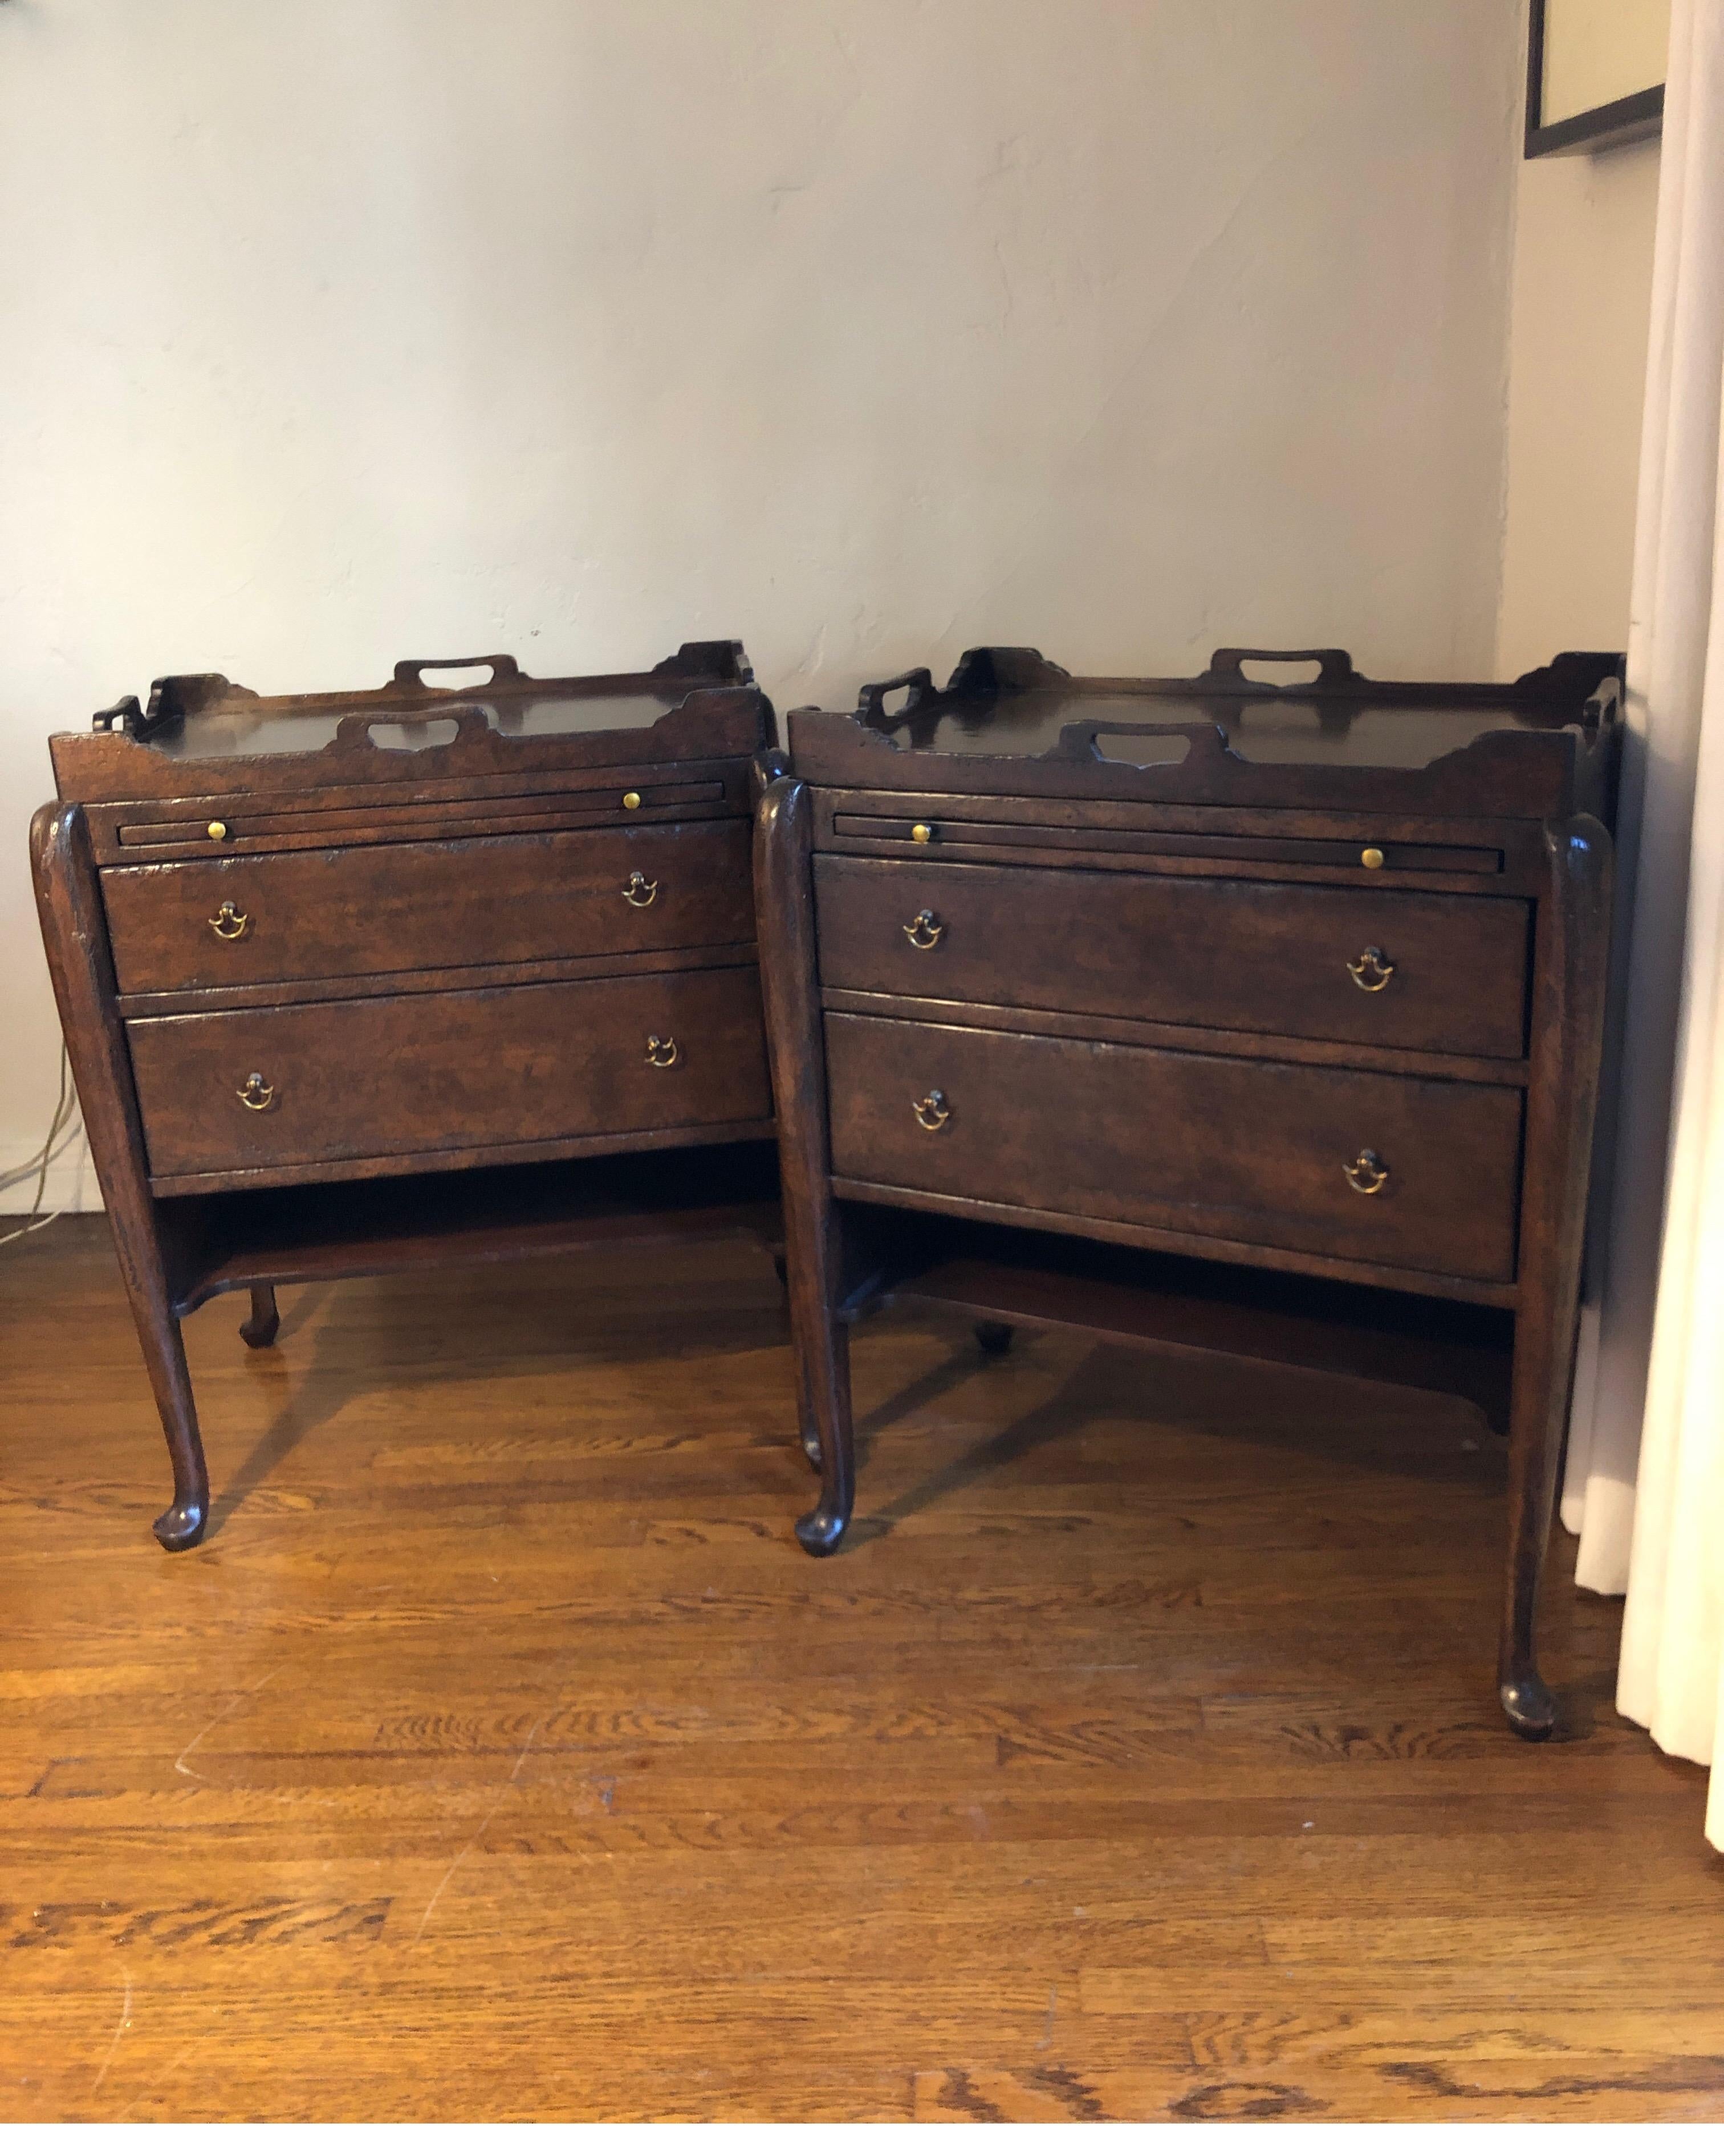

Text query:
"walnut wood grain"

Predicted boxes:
[[34, 645, 780, 1545], [814, 855, 1531, 1060], [1498, 816, 1613, 1738], [29, 804, 209, 1549], [101, 821, 755, 994], [767, 649, 1622, 1736], [824, 1012, 1523, 1284], [126, 967, 772, 1183], [755, 777, 854, 1547]]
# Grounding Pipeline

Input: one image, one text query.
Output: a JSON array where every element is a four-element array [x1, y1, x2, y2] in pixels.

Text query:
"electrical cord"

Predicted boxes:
[[0, 1046, 85, 1250]]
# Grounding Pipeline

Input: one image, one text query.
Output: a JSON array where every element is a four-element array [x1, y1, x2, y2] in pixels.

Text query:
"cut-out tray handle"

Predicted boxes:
[[859, 668, 937, 722], [334, 702, 493, 750], [1051, 718, 1231, 766], [1199, 646, 1363, 689], [391, 654, 526, 691]]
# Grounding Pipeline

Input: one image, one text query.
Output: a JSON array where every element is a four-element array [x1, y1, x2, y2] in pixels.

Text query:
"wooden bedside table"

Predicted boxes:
[[756, 644, 1622, 1739], [33, 644, 784, 1551]]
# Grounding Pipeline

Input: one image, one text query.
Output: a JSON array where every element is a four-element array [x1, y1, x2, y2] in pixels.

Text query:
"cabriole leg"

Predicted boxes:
[[31, 802, 210, 1552], [1500, 816, 1612, 1738], [139, 1312, 209, 1551], [755, 775, 856, 1551], [239, 1284, 280, 1349]]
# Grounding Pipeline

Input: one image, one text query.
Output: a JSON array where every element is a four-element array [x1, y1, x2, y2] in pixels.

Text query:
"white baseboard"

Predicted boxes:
[[0, 1140, 102, 1214]]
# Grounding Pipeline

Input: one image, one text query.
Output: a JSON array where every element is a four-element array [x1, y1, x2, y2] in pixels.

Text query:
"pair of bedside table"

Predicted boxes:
[[32, 644, 782, 1553], [757, 645, 1621, 1740], [34, 638, 1620, 1735]]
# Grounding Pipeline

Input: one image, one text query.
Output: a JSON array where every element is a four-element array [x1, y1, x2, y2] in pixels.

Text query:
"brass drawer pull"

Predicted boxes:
[[621, 870, 659, 908], [912, 1088, 951, 1132], [1343, 1148, 1389, 1195], [910, 822, 937, 845], [237, 1072, 275, 1112], [903, 909, 945, 951], [1347, 946, 1394, 992], [206, 819, 230, 843], [645, 1035, 680, 1068], [208, 901, 250, 942]]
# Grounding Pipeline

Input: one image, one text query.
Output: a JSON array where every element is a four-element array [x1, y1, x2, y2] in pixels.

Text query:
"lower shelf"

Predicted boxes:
[[843, 1213, 1514, 1433], [160, 1140, 782, 1316]]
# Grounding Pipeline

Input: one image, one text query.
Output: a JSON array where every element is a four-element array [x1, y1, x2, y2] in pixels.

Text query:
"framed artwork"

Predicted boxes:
[[1526, 0, 1668, 157]]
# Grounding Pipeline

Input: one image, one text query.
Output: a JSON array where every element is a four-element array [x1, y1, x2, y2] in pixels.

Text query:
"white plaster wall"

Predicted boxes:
[[0, 0, 1523, 1203], [1495, 135, 1661, 678]]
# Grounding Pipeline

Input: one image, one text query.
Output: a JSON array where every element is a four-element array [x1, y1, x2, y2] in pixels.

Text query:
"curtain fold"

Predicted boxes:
[[1558, 0, 1724, 1846]]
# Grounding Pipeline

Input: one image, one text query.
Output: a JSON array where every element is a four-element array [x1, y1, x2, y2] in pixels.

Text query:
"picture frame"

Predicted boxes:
[[1525, 0, 1667, 158]]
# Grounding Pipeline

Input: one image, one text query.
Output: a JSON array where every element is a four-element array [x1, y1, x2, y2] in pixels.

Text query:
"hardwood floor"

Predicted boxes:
[[1, 1214, 1717, 2122]]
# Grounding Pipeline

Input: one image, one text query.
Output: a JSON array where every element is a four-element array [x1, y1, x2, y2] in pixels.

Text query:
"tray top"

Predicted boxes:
[[787, 646, 1624, 821], [88, 642, 758, 762], [50, 642, 774, 806]]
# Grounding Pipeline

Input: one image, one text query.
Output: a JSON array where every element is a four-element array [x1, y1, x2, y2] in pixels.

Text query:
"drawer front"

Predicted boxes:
[[815, 856, 1529, 1060], [127, 967, 771, 1180], [101, 821, 754, 994], [825, 1012, 1522, 1283]]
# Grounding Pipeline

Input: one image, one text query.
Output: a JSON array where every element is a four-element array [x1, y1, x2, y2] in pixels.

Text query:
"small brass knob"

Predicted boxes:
[[903, 909, 945, 950], [910, 822, 936, 844], [1360, 845, 1385, 870], [1347, 946, 1394, 992], [621, 790, 642, 811], [645, 1035, 680, 1068], [208, 901, 250, 942], [237, 1072, 275, 1112], [911, 1088, 951, 1132], [207, 820, 230, 842], [621, 870, 658, 908], [1343, 1148, 1389, 1195]]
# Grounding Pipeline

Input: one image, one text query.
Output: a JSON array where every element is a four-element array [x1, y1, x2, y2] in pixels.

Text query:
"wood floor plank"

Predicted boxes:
[[0, 1216, 1715, 2121]]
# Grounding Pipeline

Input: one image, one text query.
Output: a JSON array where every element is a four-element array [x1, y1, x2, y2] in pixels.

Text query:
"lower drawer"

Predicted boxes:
[[127, 967, 771, 1182], [825, 1012, 1522, 1283]]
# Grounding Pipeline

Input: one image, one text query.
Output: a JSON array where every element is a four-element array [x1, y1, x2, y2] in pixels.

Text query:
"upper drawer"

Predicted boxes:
[[127, 965, 771, 1185], [815, 856, 1530, 1061], [101, 821, 754, 994], [824, 1011, 1523, 1284]]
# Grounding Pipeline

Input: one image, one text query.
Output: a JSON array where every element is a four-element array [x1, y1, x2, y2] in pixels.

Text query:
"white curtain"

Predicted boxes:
[[1559, 0, 1724, 1846]]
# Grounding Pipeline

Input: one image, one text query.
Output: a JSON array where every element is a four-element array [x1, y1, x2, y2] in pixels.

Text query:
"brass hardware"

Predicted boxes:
[[621, 790, 643, 811], [910, 822, 936, 844], [911, 1088, 951, 1132], [903, 909, 945, 950], [645, 1035, 680, 1068], [1360, 845, 1385, 870], [1347, 946, 1395, 992], [621, 870, 658, 908], [1343, 1148, 1389, 1196], [207, 820, 230, 842], [237, 1072, 275, 1112], [208, 901, 250, 942]]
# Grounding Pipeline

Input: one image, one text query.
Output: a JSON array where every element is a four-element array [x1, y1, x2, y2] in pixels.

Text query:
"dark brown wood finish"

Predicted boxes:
[[766, 644, 1624, 1736], [101, 820, 755, 992], [814, 855, 1531, 1059], [823, 1012, 1524, 1283], [32, 645, 782, 1547], [239, 1284, 280, 1349], [754, 777, 855, 1547], [30, 804, 209, 1550], [1498, 817, 1613, 1738], [127, 968, 770, 1184]]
